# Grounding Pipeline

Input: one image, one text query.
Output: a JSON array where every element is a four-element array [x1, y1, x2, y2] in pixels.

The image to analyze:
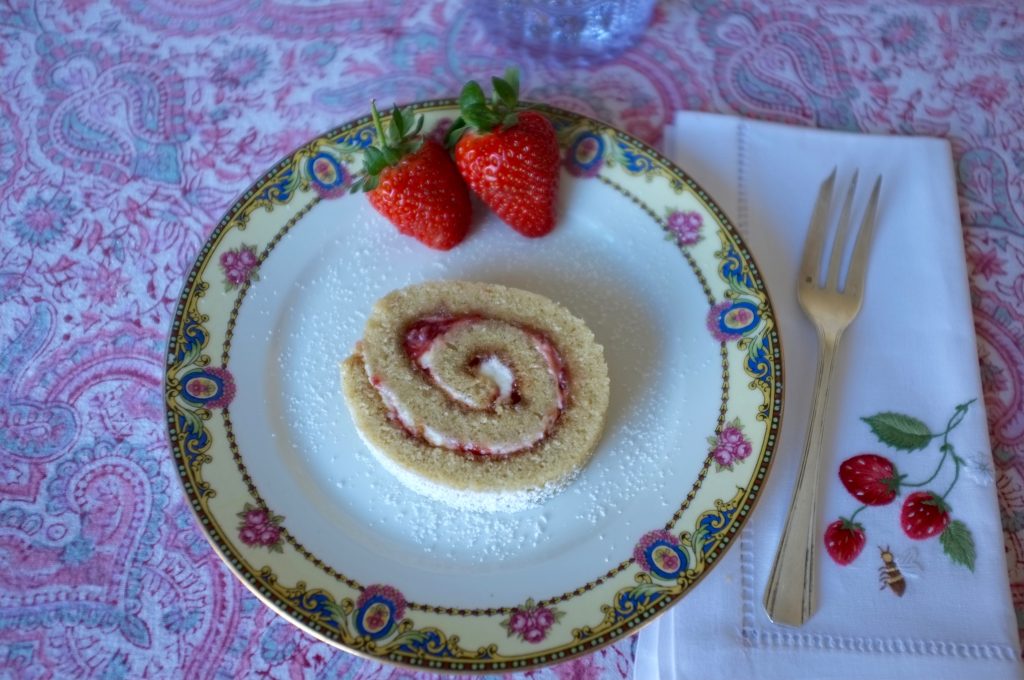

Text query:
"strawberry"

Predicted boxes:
[[838, 453, 900, 506], [446, 68, 560, 238], [353, 102, 472, 251], [901, 491, 951, 540], [824, 518, 866, 565]]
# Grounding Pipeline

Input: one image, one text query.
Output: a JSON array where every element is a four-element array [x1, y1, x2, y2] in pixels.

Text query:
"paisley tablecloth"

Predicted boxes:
[[1, 1, 1022, 677]]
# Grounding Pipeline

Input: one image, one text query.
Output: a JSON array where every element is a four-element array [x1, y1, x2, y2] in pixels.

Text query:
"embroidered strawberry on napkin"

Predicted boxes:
[[827, 401, 980, 573]]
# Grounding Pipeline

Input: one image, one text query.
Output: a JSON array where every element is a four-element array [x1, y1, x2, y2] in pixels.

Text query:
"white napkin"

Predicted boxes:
[[633, 113, 1023, 680]]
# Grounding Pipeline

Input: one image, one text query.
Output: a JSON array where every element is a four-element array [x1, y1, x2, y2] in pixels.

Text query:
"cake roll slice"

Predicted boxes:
[[340, 280, 610, 512]]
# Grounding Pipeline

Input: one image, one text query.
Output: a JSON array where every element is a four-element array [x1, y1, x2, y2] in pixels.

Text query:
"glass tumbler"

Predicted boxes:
[[473, 0, 657, 66]]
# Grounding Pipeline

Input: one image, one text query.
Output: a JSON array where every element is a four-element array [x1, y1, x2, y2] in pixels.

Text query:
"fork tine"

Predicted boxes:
[[799, 168, 836, 286], [826, 170, 859, 290], [844, 175, 883, 297]]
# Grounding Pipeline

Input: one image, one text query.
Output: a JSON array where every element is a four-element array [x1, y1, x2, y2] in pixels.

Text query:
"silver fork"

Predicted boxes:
[[763, 169, 883, 627]]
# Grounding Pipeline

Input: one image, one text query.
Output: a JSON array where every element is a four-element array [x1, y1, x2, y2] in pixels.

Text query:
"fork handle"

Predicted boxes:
[[763, 328, 841, 627]]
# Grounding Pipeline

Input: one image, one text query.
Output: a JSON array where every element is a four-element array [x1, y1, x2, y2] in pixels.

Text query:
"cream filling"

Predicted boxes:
[[373, 381, 550, 455], [418, 346, 516, 407], [476, 355, 515, 402]]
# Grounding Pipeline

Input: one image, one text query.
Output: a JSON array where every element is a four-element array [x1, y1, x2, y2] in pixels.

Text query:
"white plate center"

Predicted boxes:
[[229, 175, 721, 607]]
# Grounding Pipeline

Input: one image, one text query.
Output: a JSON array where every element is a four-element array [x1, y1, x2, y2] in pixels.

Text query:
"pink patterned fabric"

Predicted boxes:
[[1, 0, 1022, 676]]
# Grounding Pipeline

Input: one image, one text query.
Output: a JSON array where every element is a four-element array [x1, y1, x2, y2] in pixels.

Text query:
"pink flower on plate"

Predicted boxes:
[[706, 301, 734, 342], [244, 508, 269, 526], [239, 525, 260, 545], [506, 609, 530, 634], [237, 502, 284, 551], [533, 607, 555, 629], [709, 418, 753, 471], [658, 550, 680, 572], [706, 299, 760, 342], [258, 525, 281, 545], [522, 626, 546, 644], [632, 529, 680, 572], [666, 210, 703, 246], [220, 244, 260, 290], [502, 599, 563, 644]]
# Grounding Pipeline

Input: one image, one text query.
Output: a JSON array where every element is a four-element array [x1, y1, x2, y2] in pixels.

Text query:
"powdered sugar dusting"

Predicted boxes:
[[355, 427, 577, 514], [229, 180, 723, 602]]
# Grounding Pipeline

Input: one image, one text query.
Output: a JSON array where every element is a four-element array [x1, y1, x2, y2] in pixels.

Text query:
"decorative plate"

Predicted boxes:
[[165, 101, 783, 673]]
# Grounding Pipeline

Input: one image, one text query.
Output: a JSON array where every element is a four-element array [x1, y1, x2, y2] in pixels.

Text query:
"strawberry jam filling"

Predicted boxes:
[[404, 314, 482, 361], [368, 314, 571, 455]]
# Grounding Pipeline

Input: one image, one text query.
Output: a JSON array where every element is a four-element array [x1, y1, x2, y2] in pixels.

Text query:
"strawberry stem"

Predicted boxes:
[[894, 399, 974, 493], [351, 100, 426, 193], [946, 398, 975, 432], [847, 505, 867, 524], [941, 454, 962, 501], [901, 446, 949, 489], [370, 99, 387, 144], [936, 401, 971, 501]]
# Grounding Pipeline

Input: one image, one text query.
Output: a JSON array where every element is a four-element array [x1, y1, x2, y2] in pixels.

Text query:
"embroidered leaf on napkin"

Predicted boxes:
[[940, 519, 976, 571], [861, 412, 933, 451]]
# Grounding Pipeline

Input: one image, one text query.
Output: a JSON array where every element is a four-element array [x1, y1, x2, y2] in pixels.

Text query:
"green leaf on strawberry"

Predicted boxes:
[[446, 67, 521, 147], [861, 412, 934, 451], [351, 101, 425, 194], [492, 75, 517, 108], [940, 519, 976, 571]]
